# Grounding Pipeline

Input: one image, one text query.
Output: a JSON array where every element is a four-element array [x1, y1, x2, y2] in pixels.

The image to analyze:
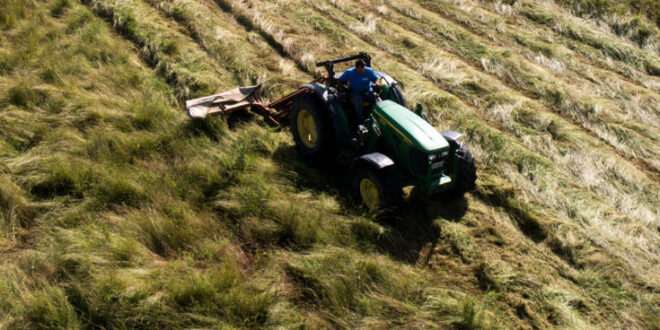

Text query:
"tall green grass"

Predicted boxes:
[[0, 0, 658, 329]]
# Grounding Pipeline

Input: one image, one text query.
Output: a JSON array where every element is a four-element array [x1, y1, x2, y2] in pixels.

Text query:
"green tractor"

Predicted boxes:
[[185, 53, 477, 211]]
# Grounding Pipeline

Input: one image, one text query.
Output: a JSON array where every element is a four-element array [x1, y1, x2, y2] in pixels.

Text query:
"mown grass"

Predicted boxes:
[[82, 0, 231, 101], [340, 0, 660, 168], [143, 0, 308, 98], [0, 0, 658, 329], [420, 0, 660, 93], [517, 1, 660, 76], [556, 0, 660, 28]]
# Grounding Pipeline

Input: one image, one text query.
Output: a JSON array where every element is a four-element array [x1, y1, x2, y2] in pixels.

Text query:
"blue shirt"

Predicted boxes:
[[338, 67, 380, 94]]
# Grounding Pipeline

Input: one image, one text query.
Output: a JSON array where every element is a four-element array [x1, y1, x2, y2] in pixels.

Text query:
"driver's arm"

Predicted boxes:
[[368, 68, 380, 83], [338, 70, 350, 83]]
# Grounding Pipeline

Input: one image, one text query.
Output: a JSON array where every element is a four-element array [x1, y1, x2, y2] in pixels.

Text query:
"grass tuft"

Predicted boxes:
[[6, 84, 50, 108], [166, 262, 272, 327], [93, 172, 146, 208], [50, 0, 70, 17], [127, 207, 211, 257], [28, 159, 89, 199], [0, 0, 33, 30], [130, 98, 174, 131], [424, 289, 498, 329], [0, 176, 37, 235], [21, 286, 81, 329]]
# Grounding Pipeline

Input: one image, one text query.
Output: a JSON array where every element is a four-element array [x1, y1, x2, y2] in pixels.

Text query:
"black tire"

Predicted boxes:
[[449, 145, 477, 197], [353, 166, 402, 211], [289, 94, 334, 161]]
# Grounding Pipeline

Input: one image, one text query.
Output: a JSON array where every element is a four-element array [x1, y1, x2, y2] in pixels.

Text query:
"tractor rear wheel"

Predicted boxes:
[[290, 94, 333, 161], [449, 145, 477, 197], [354, 167, 402, 212]]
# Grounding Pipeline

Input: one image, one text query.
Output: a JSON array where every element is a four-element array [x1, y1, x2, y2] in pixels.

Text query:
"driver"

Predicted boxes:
[[337, 59, 380, 124]]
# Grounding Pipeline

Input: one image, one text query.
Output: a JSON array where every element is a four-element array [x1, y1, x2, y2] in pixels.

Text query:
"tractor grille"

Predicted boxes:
[[410, 148, 450, 177], [430, 157, 446, 176], [430, 148, 452, 177]]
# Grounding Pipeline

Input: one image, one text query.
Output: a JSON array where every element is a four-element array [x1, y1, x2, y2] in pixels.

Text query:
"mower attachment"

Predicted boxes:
[[185, 84, 311, 126], [185, 85, 263, 119]]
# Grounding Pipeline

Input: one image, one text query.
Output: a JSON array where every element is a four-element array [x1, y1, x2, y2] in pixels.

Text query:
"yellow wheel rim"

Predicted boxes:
[[360, 177, 381, 211], [296, 108, 318, 149]]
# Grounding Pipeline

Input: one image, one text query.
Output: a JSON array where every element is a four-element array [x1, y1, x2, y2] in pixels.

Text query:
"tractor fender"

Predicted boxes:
[[354, 152, 395, 171], [441, 130, 463, 149], [302, 83, 329, 101]]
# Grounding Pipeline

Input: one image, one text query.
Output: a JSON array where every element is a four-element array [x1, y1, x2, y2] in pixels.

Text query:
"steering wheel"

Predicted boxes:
[[334, 79, 349, 93]]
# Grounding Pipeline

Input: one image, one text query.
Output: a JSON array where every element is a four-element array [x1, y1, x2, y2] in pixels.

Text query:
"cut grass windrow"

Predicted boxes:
[[143, 0, 309, 98], [388, 0, 660, 124], [211, 0, 317, 74], [551, 0, 660, 53], [429, 0, 660, 79], [416, 0, 660, 94], [515, 0, 660, 76], [81, 0, 234, 101]]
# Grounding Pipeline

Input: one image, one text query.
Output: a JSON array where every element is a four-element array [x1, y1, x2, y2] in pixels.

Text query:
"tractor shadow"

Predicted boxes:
[[272, 145, 469, 264], [378, 194, 469, 264]]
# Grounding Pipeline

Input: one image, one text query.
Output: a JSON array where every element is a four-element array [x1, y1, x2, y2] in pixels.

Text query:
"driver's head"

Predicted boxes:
[[355, 59, 366, 74]]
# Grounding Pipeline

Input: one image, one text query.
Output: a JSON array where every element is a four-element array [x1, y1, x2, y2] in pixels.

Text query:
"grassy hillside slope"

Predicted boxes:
[[0, 0, 658, 329]]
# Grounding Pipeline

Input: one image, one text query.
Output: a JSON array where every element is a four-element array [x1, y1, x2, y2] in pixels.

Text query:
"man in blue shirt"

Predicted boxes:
[[338, 59, 380, 125]]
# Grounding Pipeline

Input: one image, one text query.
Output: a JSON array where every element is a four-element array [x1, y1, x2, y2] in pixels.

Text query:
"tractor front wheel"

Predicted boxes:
[[354, 167, 402, 212], [449, 145, 477, 198]]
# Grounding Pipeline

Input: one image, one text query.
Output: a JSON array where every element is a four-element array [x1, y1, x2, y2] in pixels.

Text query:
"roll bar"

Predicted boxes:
[[315, 52, 372, 68], [315, 52, 372, 83]]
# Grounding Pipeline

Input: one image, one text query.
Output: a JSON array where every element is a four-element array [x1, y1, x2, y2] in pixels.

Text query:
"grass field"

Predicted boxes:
[[0, 0, 658, 328]]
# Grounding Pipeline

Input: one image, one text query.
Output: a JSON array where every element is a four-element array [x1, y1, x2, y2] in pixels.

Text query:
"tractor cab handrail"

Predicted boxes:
[[315, 52, 372, 68], [315, 52, 372, 85]]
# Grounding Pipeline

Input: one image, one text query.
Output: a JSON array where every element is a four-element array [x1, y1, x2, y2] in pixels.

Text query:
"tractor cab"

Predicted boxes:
[[317, 53, 406, 130]]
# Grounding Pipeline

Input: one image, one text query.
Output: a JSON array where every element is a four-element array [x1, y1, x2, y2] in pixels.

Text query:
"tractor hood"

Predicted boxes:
[[373, 100, 449, 152]]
